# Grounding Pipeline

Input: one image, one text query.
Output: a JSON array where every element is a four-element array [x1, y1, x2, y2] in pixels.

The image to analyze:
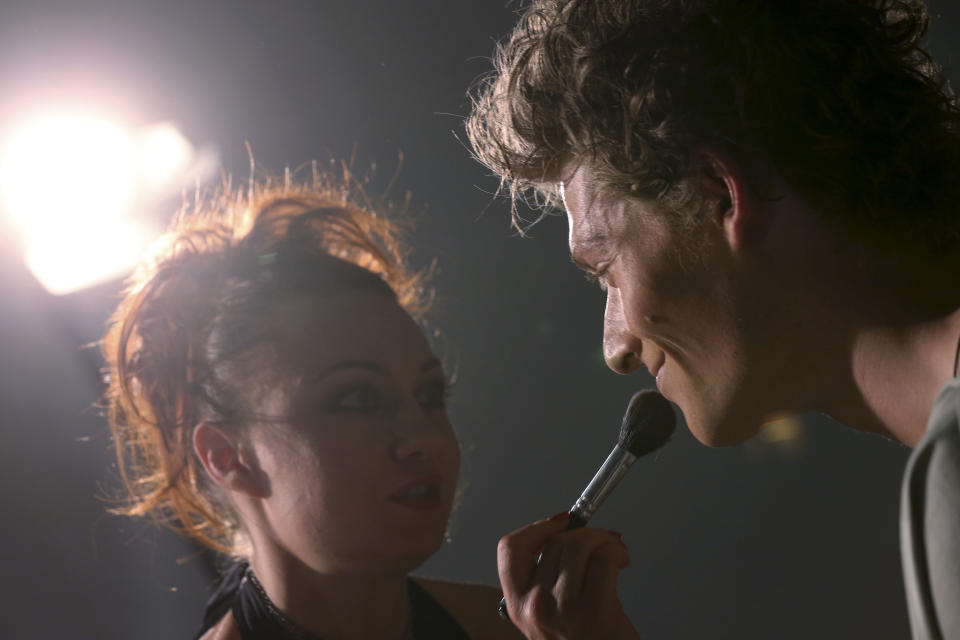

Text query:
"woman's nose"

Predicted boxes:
[[388, 401, 447, 462]]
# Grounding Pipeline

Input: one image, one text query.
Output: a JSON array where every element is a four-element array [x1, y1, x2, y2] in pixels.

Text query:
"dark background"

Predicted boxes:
[[1, 1, 957, 638]]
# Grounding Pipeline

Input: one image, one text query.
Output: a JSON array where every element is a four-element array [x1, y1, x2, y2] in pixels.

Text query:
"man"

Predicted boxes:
[[467, 1, 960, 638]]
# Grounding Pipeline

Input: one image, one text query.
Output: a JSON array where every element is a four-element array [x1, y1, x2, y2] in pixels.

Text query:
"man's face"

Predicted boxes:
[[562, 163, 779, 446]]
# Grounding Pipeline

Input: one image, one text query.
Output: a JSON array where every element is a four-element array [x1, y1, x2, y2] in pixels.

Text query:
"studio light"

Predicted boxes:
[[0, 106, 216, 295], [0, 110, 137, 240], [139, 122, 193, 191]]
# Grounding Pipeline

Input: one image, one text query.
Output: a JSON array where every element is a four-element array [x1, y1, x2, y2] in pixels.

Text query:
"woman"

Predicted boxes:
[[102, 175, 524, 640]]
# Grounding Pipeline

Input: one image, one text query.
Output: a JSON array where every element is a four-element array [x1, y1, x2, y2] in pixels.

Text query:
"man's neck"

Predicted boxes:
[[844, 309, 960, 445], [822, 252, 960, 446]]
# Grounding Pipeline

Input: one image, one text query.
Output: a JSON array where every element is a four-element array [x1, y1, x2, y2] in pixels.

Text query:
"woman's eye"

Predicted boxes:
[[332, 385, 384, 411], [417, 380, 452, 409]]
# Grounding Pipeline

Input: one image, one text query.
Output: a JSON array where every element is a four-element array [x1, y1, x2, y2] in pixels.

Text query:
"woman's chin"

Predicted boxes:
[[361, 523, 450, 573], [366, 537, 448, 576]]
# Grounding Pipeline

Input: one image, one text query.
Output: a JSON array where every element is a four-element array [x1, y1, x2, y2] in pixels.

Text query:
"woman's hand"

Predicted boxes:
[[497, 513, 640, 640]]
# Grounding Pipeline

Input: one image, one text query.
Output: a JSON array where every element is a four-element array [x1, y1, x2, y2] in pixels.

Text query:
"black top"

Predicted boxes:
[[193, 563, 470, 640]]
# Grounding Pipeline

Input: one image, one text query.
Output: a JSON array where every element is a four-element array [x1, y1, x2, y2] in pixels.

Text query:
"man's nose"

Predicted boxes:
[[603, 288, 643, 374]]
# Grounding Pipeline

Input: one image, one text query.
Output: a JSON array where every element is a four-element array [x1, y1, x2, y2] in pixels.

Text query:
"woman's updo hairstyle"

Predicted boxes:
[[102, 172, 430, 554]]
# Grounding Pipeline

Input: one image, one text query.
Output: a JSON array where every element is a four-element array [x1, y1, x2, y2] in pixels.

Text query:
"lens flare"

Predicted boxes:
[[0, 110, 136, 239], [0, 107, 208, 295]]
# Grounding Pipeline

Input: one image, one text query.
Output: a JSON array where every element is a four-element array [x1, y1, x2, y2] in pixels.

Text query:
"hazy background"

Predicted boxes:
[[1, 1, 957, 638]]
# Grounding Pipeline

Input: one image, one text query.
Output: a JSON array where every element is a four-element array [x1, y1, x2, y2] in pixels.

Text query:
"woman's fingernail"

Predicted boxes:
[[606, 529, 624, 541], [548, 511, 570, 523]]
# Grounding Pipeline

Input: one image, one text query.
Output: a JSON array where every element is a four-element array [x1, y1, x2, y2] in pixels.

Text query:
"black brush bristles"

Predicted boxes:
[[619, 390, 676, 457]]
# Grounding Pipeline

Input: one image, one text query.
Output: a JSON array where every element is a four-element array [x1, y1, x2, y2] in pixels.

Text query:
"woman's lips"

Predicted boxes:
[[388, 476, 443, 509]]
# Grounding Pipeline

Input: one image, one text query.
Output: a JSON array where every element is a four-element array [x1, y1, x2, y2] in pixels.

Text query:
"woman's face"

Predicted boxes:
[[241, 292, 460, 575]]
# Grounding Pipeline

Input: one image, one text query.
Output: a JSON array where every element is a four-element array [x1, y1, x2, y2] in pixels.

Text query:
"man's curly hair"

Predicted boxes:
[[468, 0, 960, 251]]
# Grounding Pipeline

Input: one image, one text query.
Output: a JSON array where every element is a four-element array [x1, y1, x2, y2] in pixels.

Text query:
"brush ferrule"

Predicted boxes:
[[569, 445, 637, 524]]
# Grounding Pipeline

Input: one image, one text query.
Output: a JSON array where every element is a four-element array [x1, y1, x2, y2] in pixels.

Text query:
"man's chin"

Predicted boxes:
[[686, 412, 760, 447]]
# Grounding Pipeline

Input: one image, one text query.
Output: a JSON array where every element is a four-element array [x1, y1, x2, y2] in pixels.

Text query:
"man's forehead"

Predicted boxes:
[[559, 163, 601, 208], [561, 171, 614, 254], [566, 208, 614, 271]]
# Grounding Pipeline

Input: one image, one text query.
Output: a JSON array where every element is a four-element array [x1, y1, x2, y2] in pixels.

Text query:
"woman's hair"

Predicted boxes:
[[467, 0, 960, 251], [101, 173, 430, 554]]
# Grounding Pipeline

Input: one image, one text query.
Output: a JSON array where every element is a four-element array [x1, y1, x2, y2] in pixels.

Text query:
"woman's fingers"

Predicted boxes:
[[553, 530, 627, 613], [498, 517, 637, 639], [582, 536, 631, 619], [498, 512, 571, 618]]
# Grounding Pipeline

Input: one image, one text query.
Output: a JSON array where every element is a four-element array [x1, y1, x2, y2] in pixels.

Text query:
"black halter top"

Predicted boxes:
[[193, 563, 470, 640]]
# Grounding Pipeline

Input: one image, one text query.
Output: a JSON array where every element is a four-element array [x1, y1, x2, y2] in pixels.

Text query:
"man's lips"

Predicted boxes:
[[646, 357, 666, 393], [646, 356, 664, 379]]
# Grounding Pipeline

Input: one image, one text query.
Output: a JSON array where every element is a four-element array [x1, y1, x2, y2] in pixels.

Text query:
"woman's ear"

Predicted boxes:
[[691, 147, 769, 253], [193, 423, 269, 499]]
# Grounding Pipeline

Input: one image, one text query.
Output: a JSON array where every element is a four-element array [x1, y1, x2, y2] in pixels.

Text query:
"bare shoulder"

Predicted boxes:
[[412, 577, 526, 640], [196, 611, 242, 640]]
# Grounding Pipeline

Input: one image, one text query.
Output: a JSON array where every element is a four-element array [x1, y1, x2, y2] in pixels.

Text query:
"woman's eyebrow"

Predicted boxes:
[[310, 360, 387, 381], [309, 357, 442, 381], [420, 357, 443, 373]]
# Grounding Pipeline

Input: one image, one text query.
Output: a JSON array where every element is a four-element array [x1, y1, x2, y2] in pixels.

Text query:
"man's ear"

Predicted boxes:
[[193, 422, 269, 499], [691, 147, 767, 253]]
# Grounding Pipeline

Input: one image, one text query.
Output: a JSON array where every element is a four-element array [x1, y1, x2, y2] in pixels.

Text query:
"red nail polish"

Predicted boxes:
[[606, 529, 624, 541], [548, 511, 570, 523]]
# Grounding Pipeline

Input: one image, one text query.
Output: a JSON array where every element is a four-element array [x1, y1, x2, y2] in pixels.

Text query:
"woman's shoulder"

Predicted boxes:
[[195, 611, 243, 640], [412, 577, 525, 640]]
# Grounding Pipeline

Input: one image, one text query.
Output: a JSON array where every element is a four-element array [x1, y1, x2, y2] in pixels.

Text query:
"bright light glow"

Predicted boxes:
[[24, 218, 151, 296], [139, 122, 193, 190], [0, 110, 136, 239], [0, 106, 213, 295]]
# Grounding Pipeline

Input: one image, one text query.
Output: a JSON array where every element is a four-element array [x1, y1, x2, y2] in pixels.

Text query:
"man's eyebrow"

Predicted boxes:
[[569, 233, 609, 273], [570, 254, 596, 273]]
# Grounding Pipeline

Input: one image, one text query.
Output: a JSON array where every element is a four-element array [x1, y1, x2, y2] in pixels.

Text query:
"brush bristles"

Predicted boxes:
[[618, 390, 676, 457]]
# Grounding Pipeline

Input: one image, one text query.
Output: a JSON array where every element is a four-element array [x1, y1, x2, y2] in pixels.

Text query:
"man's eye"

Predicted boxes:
[[583, 261, 611, 291], [584, 270, 609, 291], [333, 385, 384, 411], [416, 380, 453, 409]]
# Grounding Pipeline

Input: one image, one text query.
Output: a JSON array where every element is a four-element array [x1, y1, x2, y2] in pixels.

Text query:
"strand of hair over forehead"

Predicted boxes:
[[103, 174, 430, 554]]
